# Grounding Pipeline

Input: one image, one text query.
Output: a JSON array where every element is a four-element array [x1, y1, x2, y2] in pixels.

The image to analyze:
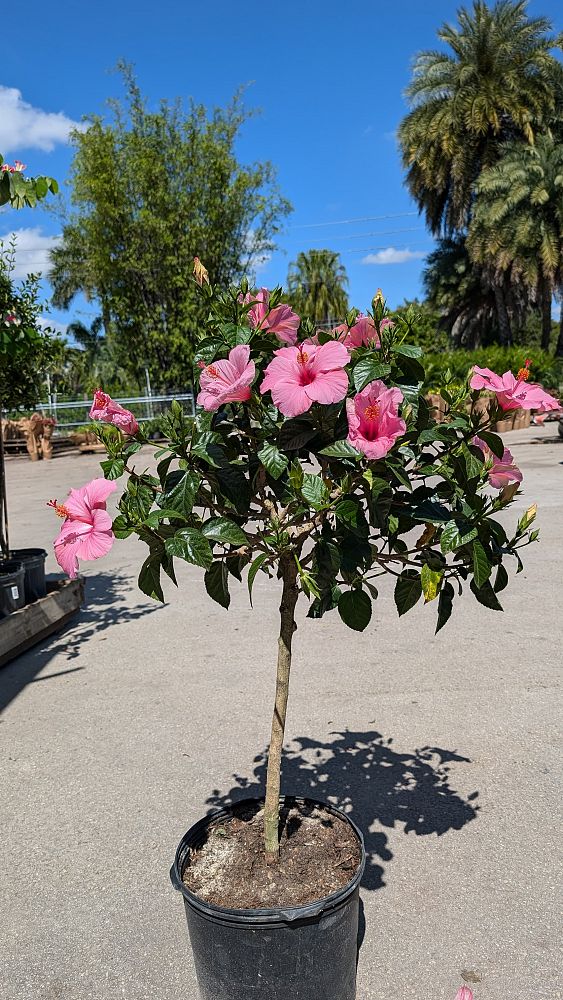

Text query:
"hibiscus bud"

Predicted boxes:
[[193, 257, 209, 287]]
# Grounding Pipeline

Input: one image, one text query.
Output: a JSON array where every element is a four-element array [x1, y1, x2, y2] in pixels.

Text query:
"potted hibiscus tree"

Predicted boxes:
[[49, 267, 557, 1000]]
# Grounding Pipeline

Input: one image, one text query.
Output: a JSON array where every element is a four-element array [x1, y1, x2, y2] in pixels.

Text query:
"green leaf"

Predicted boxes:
[[207, 446, 251, 514], [334, 497, 367, 533], [301, 473, 329, 509], [470, 579, 503, 612], [494, 564, 509, 593], [138, 555, 164, 602], [477, 430, 504, 460], [143, 508, 187, 527], [307, 584, 341, 619], [201, 517, 248, 546], [352, 357, 392, 392], [435, 581, 454, 633], [370, 476, 390, 498], [162, 469, 201, 516], [278, 418, 317, 451], [247, 553, 269, 605], [100, 457, 125, 481], [204, 561, 230, 609], [318, 440, 360, 459], [472, 539, 492, 588], [112, 514, 134, 539], [412, 499, 451, 524], [194, 337, 227, 364], [391, 343, 423, 358], [421, 563, 443, 603], [164, 528, 212, 569], [394, 570, 422, 616], [338, 589, 372, 631], [461, 442, 484, 481], [258, 441, 288, 480], [440, 520, 478, 553]]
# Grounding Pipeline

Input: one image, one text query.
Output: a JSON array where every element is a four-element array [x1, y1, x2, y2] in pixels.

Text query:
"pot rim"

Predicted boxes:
[[170, 794, 366, 925]]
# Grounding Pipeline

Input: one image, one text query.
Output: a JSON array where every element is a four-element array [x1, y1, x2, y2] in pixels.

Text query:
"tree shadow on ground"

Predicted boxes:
[[206, 730, 479, 893], [0, 571, 161, 712]]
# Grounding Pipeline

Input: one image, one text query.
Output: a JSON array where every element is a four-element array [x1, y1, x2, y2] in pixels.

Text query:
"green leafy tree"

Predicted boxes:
[[398, 0, 562, 235], [468, 134, 563, 352], [286, 249, 349, 326], [391, 299, 449, 353], [50, 66, 291, 388]]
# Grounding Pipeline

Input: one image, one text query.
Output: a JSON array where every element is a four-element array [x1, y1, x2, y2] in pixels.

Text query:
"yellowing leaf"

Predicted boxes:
[[421, 563, 443, 603]]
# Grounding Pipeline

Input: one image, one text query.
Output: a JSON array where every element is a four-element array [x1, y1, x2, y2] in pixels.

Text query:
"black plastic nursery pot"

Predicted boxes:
[[170, 796, 366, 1000], [0, 560, 26, 618], [9, 548, 48, 603]]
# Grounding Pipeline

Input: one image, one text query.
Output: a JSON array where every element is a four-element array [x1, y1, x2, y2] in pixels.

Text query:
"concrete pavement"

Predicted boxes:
[[1, 425, 561, 1000]]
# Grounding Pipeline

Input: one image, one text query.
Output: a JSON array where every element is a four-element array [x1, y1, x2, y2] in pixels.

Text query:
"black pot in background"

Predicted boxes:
[[0, 560, 26, 618], [9, 548, 47, 603], [170, 796, 366, 1000]]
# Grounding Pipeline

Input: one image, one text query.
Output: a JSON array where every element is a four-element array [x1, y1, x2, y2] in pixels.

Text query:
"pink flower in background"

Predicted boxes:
[[346, 380, 406, 459], [472, 435, 523, 490], [49, 478, 116, 579], [242, 288, 300, 344], [260, 341, 349, 417], [197, 345, 255, 411], [13, 160, 26, 172], [343, 314, 392, 350], [454, 988, 473, 1000], [470, 366, 559, 412], [90, 390, 140, 435]]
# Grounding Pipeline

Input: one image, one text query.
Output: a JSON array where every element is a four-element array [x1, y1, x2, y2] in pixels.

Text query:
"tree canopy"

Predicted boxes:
[[50, 67, 291, 389]]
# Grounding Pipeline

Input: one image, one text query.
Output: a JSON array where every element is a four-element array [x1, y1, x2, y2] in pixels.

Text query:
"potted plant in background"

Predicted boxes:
[[50, 266, 558, 999]]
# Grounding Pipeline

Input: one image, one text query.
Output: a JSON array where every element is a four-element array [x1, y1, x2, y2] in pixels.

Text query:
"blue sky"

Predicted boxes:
[[1, 0, 561, 334]]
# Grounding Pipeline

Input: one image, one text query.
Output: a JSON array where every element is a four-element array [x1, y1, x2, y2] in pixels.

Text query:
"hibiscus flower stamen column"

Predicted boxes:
[[263, 551, 299, 863]]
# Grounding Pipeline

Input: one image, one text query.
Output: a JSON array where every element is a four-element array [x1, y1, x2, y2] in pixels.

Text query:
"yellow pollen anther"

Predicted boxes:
[[516, 367, 530, 381], [364, 403, 380, 420], [206, 364, 219, 377], [47, 500, 69, 518], [297, 350, 309, 365]]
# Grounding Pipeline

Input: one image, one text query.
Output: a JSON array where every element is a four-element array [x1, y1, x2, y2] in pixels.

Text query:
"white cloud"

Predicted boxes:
[[361, 247, 427, 265], [244, 229, 271, 274], [38, 316, 68, 337], [0, 85, 82, 154], [0, 227, 61, 278]]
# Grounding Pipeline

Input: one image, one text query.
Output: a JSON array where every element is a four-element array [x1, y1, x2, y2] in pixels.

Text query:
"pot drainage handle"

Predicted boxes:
[[278, 901, 326, 922]]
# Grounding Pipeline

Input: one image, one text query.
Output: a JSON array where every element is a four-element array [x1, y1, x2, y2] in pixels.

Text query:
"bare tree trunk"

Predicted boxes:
[[0, 409, 9, 557], [493, 284, 512, 346], [263, 554, 299, 863], [540, 273, 553, 351], [555, 305, 563, 359]]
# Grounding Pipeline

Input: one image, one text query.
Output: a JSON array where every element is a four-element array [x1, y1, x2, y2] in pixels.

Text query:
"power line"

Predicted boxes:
[[288, 211, 419, 229]]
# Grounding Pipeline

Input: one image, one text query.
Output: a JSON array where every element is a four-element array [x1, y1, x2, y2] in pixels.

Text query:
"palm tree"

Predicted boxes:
[[398, 0, 562, 236], [423, 237, 529, 348], [67, 316, 105, 367], [468, 134, 563, 350], [286, 250, 349, 326]]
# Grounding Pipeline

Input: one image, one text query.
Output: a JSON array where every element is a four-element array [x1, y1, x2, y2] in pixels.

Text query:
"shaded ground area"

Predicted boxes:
[[1, 427, 561, 999]]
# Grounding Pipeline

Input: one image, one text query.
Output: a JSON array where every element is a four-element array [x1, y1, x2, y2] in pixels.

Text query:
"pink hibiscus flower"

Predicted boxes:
[[90, 390, 140, 435], [197, 344, 255, 411], [470, 366, 559, 412], [49, 478, 117, 579], [472, 436, 523, 490], [346, 379, 406, 459], [342, 314, 392, 350], [260, 341, 349, 418], [455, 989, 473, 1000], [242, 288, 300, 345]]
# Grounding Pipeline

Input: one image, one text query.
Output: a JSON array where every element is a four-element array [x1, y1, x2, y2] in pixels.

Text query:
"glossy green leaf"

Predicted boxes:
[[258, 441, 288, 480], [201, 517, 248, 546], [204, 561, 230, 609], [394, 570, 422, 616], [164, 528, 212, 569], [338, 589, 372, 631]]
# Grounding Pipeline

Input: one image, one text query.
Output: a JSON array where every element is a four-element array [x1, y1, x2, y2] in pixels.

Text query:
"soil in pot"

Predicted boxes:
[[183, 800, 361, 909]]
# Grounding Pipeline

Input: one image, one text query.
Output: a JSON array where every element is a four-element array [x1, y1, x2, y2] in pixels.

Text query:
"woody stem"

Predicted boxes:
[[263, 553, 299, 863]]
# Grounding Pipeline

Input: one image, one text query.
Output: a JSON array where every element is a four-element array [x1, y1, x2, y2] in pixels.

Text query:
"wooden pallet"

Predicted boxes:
[[0, 578, 84, 667]]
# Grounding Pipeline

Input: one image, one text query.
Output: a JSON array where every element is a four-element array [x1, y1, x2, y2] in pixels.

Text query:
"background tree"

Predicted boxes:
[[398, 0, 562, 235], [50, 66, 291, 389], [468, 134, 563, 352], [422, 237, 530, 348], [286, 249, 349, 326]]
